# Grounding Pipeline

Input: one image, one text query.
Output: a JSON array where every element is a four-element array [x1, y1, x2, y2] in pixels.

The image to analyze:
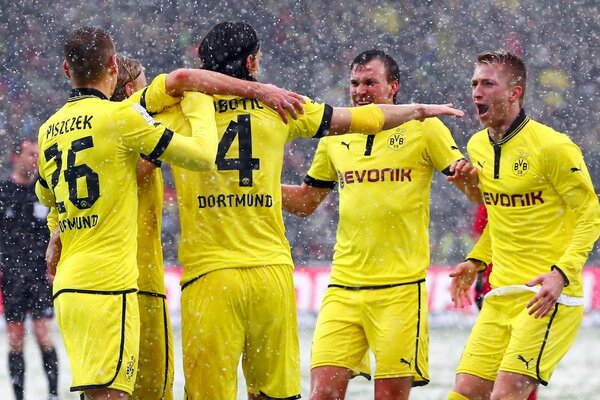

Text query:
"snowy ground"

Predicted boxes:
[[2, 323, 599, 399]]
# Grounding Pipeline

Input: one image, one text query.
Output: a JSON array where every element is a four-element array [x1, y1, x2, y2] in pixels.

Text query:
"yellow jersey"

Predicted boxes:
[[467, 111, 600, 297], [306, 118, 463, 286], [36, 77, 217, 294]]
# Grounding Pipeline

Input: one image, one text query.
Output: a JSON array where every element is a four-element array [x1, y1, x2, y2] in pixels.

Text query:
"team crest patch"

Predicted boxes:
[[513, 151, 529, 176], [387, 128, 406, 149], [125, 355, 136, 382]]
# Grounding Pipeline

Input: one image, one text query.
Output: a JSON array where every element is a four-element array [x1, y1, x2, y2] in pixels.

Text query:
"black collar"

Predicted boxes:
[[68, 88, 109, 101], [488, 108, 530, 145]]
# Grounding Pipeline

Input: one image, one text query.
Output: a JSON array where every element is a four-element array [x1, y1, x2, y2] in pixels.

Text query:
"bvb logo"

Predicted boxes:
[[125, 355, 136, 382], [387, 131, 406, 150], [513, 152, 529, 176]]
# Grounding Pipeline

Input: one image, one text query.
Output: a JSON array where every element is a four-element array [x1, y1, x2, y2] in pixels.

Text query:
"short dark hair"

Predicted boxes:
[[351, 49, 400, 102], [64, 26, 115, 84], [198, 21, 260, 81], [111, 54, 144, 102], [476, 50, 527, 102], [11, 137, 36, 156]]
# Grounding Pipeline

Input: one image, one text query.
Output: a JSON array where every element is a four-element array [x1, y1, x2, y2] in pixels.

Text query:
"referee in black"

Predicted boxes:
[[0, 137, 58, 400]]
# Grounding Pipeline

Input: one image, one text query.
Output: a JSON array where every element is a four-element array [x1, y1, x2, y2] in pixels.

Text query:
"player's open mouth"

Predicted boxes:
[[477, 104, 489, 116]]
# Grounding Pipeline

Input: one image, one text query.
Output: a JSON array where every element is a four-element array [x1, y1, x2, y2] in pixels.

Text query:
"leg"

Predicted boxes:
[[84, 388, 129, 399], [181, 271, 245, 400], [33, 317, 59, 397], [7, 321, 26, 400], [310, 366, 353, 400], [374, 377, 413, 400], [451, 373, 494, 400], [491, 371, 537, 400]]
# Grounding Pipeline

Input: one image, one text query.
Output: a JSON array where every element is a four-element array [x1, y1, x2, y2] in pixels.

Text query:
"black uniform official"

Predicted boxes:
[[0, 137, 58, 400]]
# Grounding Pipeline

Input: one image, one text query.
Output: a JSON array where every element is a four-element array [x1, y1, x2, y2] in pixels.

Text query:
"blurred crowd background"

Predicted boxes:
[[1, 0, 600, 266]]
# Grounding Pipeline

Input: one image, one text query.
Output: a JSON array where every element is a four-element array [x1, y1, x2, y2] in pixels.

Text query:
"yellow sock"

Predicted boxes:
[[448, 391, 470, 400]]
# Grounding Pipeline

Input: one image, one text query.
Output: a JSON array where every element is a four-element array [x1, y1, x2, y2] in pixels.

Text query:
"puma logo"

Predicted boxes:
[[571, 167, 581, 172], [517, 355, 534, 369], [400, 357, 412, 368], [451, 145, 459, 150], [341, 141, 351, 150]]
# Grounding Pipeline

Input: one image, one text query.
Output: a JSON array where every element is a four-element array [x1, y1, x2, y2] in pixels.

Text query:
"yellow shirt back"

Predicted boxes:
[[172, 96, 332, 285]]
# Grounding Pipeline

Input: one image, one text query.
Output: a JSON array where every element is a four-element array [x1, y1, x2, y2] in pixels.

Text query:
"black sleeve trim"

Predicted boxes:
[[304, 175, 336, 189], [38, 177, 49, 189], [139, 88, 148, 112], [441, 158, 467, 176], [551, 265, 570, 287], [314, 104, 333, 138], [140, 153, 162, 168], [146, 128, 174, 161], [466, 258, 488, 272]]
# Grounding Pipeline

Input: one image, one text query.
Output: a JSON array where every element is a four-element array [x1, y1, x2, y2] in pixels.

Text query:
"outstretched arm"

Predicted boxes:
[[165, 69, 305, 123], [328, 103, 464, 135], [282, 183, 331, 217]]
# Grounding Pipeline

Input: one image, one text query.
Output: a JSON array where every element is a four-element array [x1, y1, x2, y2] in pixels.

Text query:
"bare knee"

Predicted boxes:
[[84, 388, 129, 399], [453, 373, 494, 400], [310, 366, 352, 400], [374, 377, 412, 400]]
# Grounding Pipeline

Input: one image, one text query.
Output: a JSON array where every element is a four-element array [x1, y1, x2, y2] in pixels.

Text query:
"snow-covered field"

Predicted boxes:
[[2, 324, 599, 399]]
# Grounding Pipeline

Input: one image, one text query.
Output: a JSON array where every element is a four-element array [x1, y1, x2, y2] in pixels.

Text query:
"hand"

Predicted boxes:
[[256, 84, 305, 123], [417, 103, 465, 120], [525, 269, 566, 318], [450, 260, 480, 308], [45, 228, 62, 284], [447, 160, 481, 202]]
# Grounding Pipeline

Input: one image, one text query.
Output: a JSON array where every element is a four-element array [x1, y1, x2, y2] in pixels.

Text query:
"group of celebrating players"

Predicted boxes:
[[24, 18, 600, 400]]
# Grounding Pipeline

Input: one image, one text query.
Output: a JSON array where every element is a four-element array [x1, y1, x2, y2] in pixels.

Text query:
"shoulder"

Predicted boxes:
[[526, 119, 576, 151]]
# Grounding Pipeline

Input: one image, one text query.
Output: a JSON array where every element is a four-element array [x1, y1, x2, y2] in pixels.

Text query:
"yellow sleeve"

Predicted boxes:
[[422, 118, 465, 172], [306, 138, 337, 185], [545, 139, 600, 283], [47, 206, 59, 233], [128, 73, 181, 114], [287, 98, 333, 141], [35, 178, 55, 208], [467, 223, 492, 269], [158, 92, 217, 171]]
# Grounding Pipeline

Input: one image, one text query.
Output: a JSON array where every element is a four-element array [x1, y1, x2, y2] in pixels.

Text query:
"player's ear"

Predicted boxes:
[[389, 80, 399, 100], [246, 54, 259, 77], [107, 54, 118, 76], [125, 81, 135, 97], [63, 60, 70, 79], [510, 84, 523, 103]]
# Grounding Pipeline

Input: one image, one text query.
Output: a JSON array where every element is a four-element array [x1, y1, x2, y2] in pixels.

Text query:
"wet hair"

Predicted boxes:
[[111, 54, 145, 102], [64, 26, 115, 84], [198, 21, 260, 81], [351, 49, 400, 102], [477, 50, 527, 101]]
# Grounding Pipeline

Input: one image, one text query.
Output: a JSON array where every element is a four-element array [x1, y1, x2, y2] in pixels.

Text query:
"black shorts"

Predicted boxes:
[[1, 270, 54, 323]]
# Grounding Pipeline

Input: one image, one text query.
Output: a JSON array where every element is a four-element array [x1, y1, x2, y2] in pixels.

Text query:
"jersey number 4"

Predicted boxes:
[[216, 115, 260, 187], [44, 136, 100, 212]]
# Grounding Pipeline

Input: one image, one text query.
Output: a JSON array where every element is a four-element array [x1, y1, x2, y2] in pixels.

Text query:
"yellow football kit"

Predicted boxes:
[[305, 118, 463, 383], [172, 95, 332, 400], [461, 110, 600, 384], [36, 78, 217, 394]]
